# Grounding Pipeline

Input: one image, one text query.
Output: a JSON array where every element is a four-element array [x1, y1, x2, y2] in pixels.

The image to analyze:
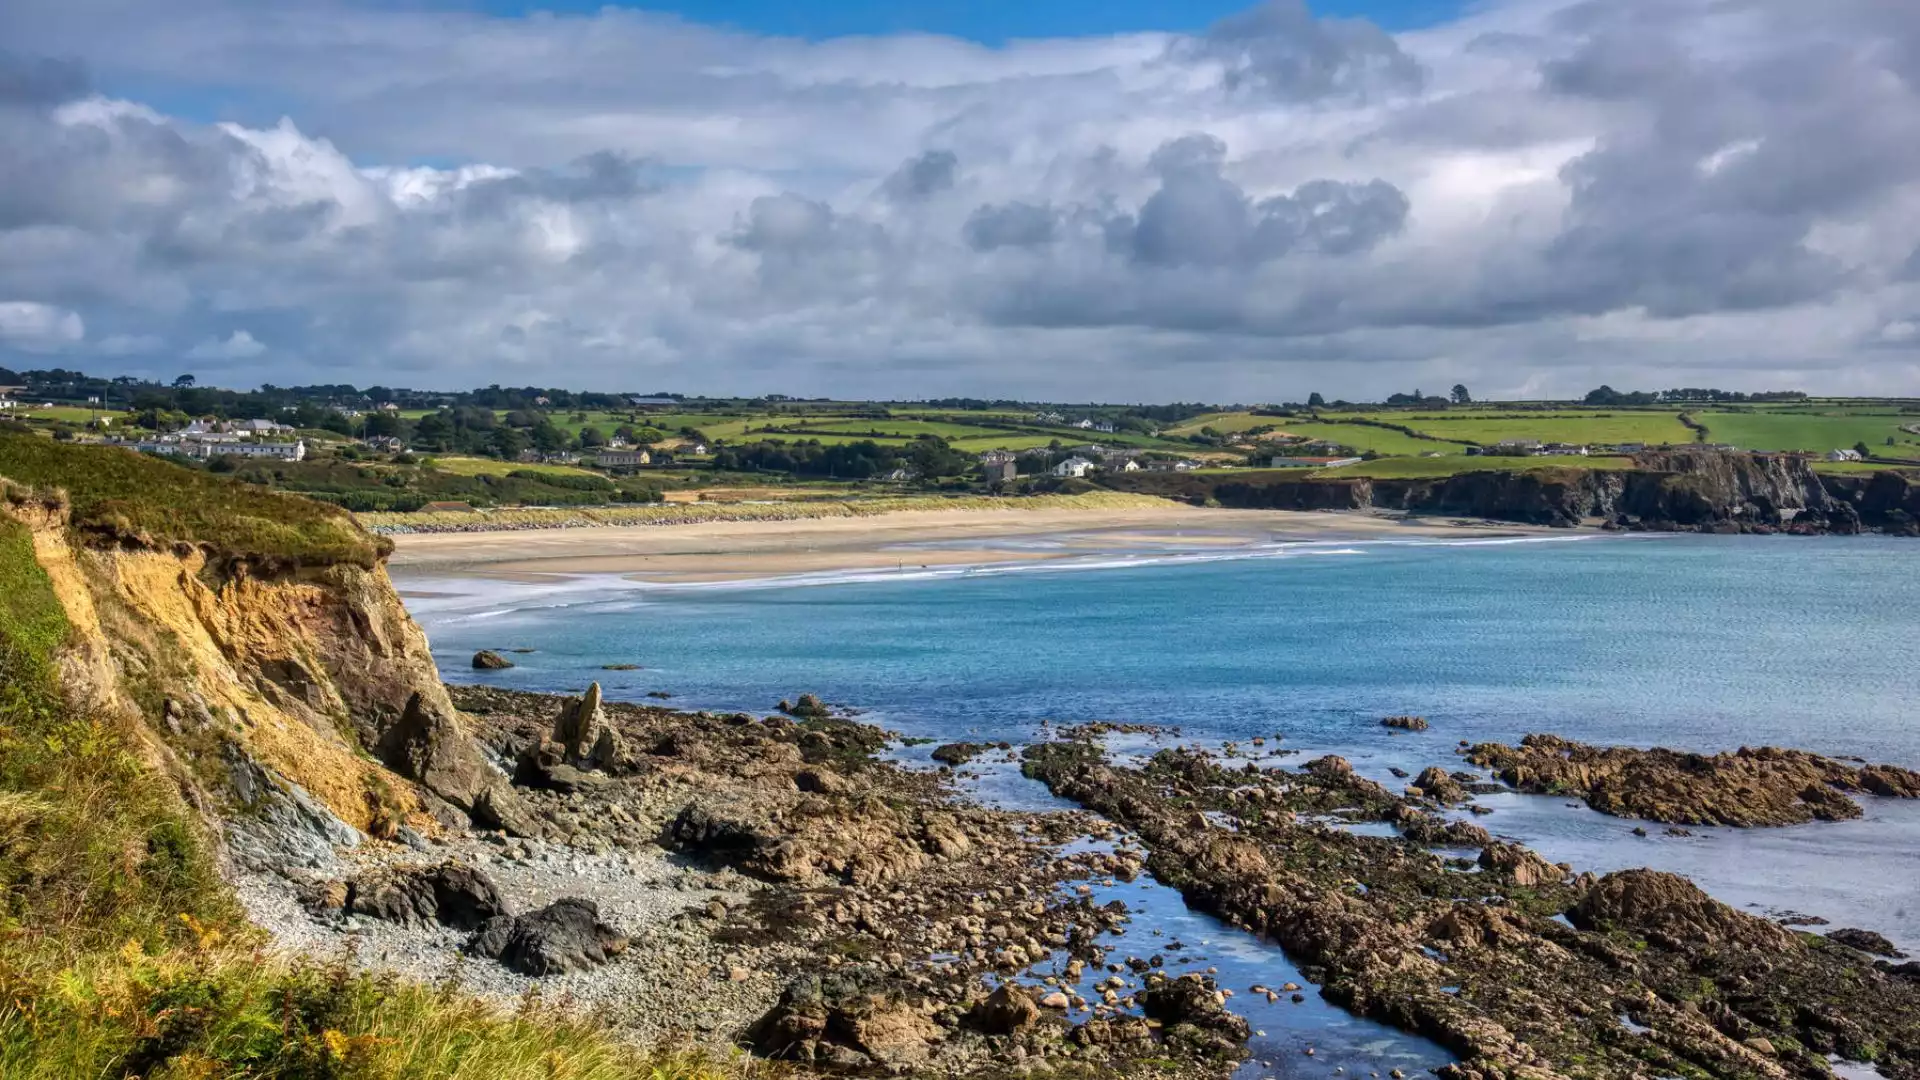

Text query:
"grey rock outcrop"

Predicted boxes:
[[469, 897, 629, 975]]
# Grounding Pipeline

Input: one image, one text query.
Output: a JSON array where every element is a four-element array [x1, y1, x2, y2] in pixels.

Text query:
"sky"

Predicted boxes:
[[2, 0, 1919, 401]]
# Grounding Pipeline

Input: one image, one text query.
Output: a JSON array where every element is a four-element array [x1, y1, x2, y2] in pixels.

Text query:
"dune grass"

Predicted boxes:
[[0, 431, 385, 567], [359, 490, 1171, 532]]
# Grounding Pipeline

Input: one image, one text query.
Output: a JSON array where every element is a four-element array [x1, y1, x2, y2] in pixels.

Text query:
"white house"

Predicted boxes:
[[1828, 448, 1864, 462], [1052, 456, 1095, 478], [0, 398, 16, 411], [222, 439, 307, 461], [1102, 456, 1140, 472]]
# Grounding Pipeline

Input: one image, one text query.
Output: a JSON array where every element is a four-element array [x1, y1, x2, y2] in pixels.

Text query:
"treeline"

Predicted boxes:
[[0, 366, 674, 416], [1584, 386, 1807, 406], [711, 437, 974, 479]]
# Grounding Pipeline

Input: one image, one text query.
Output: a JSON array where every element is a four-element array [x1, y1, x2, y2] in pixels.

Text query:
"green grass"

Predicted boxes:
[[1261, 422, 1454, 456], [1375, 413, 1695, 447], [0, 432, 385, 568], [1692, 411, 1920, 453], [1311, 455, 1634, 479], [430, 455, 601, 479]]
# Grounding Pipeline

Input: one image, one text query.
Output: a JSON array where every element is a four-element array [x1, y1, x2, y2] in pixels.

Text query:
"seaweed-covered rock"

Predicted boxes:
[[1383, 715, 1430, 731], [1570, 869, 1796, 952], [469, 897, 628, 975], [1138, 973, 1251, 1061], [930, 742, 991, 766], [1828, 928, 1905, 958]]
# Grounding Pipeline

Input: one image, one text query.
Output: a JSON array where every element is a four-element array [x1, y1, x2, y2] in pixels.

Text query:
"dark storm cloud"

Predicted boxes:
[[0, 53, 88, 106], [963, 201, 1058, 250]]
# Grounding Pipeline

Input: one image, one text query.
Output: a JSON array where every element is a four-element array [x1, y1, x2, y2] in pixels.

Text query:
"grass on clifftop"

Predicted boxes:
[[0, 430, 386, 567], [0, 511, 750, 1080]]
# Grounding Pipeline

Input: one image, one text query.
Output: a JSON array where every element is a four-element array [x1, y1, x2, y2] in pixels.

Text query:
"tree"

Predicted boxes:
[[1855, 441, 1872, 460], [1307, 392, 1326, 408], [1450, 383, 1471, 405], [172, 374, 196, 389]]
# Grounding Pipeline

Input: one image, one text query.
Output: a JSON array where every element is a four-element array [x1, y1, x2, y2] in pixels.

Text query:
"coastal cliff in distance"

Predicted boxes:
[[1110, 450, 1919, 533]]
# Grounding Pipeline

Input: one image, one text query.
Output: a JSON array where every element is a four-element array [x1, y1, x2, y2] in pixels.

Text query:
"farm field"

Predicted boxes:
[[1376, 413, 1695, 447], [1692, 411, 1920, 453], [428, 455, 601, 479], [1312, 454, 1634, 479], [1262, 421, 1458, 456]]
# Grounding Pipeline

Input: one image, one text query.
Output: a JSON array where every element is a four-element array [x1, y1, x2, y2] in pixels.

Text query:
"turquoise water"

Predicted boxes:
[[401, 532, 1920, 1075]]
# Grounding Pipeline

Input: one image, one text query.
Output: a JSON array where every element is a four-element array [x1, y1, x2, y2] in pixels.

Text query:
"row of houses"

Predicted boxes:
[[112, 436, 307, 461]]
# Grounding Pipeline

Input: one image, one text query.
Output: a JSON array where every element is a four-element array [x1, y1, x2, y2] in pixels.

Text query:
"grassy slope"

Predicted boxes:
[[0, 445, 746, 1080], [0, 431, 385, 567], [1381, 413, 1694, 446]]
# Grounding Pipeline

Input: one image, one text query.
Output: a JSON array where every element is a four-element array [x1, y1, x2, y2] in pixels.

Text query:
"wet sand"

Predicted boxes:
[[386, 505, 1545, 581]]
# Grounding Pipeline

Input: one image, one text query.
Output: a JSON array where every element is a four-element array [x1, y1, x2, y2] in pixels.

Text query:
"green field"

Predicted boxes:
[[428, 455, 601, 479], [1379, 413, 1695, 447], [1312, 454, 1635, 479], [1692, 411, 1920, 453]]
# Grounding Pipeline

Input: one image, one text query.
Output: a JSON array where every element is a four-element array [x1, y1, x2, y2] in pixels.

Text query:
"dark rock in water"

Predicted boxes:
[[751, 969, 940, 1066], [1137, 973, 1250, 1061], [601, 663, 641, 671], [1571, 869, 1796, 952], [1465, 733, 1920, 827], [346, 861, 509, 930], [969, 982, 1041, 1035], [1828, 928, 1906, 958], [1382, 715, 1429, 732], [469, 897, 628, 975], [472, 650, 514, 670], [1410, 765, 1467, 803], [930, 742, 990, 767], [1388, 766, 1410, 779], [784, 692, 831, 719]]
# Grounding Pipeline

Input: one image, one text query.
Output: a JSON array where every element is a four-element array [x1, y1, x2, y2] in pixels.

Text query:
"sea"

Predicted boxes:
[[397, 532, 1920, 1078]]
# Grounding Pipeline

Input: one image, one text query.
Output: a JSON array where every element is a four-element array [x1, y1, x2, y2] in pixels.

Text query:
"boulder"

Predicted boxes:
[[1138, 974, 1251, 1061], [969, 983, 1041, 1035], [1827, 928, 1905, 958], [547, 683, 623, 773], [469, 897, 628, 975], [1570, 869, 1796, 952], [471, 650, 515, 670], [1412, 765, 1468, 803], [1476, 841, 1564, 887], [347, 861, 508, 930], [1382, 715, 1430, 731], [750, 970, 939, 1065], [930, 742, 991, 766], [377, 692, 497, 816]]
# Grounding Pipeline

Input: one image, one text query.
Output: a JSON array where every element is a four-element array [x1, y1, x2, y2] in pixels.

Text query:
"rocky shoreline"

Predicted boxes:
[[234, 686, 1920, 1079]]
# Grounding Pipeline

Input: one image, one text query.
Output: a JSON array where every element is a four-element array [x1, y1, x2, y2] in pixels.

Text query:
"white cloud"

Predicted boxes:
[[186, 329, 266, 360], [1, 0, 1918, 398], [0, 301, 84, 351]]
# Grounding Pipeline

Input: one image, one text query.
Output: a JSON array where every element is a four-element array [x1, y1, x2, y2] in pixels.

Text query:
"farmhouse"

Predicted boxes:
[[1268, 455, 1363, 468], [1828, 448, 1864, 462], [596, 449, 652, 469], [1052, 456, 1095, 478]]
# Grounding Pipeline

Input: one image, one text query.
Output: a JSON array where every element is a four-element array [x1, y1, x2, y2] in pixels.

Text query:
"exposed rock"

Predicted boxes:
[[1467, 733, 1920, 827], [469, 897, 628, 975], [377, 691, 501, 817], [969, 982, 1041, 1035], [1476, 841, 1564, 886], [1410, 765, 1468, 803], [221, 742, 361, 873], [1570, 869, 1797, 952], [930, 742, 991, 766], [547, 682, 624, 773], [784, 693, 831, 720], [346, 861, 509, 930], [750, 969, 940, 1065], [1828, 928, 1906, 958], [1383, 715, 1430, 732], [1137, 973, 1251, 1061], [471, 650, 514, 670]]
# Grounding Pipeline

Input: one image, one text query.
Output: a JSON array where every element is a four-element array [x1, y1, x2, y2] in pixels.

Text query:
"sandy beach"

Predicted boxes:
[[386, 504, 1544, 581]]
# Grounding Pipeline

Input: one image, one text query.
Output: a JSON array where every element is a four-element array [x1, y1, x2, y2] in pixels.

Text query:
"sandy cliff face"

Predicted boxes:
[[6, 497, 519, 872]]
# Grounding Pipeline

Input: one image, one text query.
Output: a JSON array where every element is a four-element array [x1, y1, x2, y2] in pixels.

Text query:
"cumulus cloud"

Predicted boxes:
[[0, 0, 1917, 398], [186, 329, 265, 360], [0, 300, 83, 351]]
